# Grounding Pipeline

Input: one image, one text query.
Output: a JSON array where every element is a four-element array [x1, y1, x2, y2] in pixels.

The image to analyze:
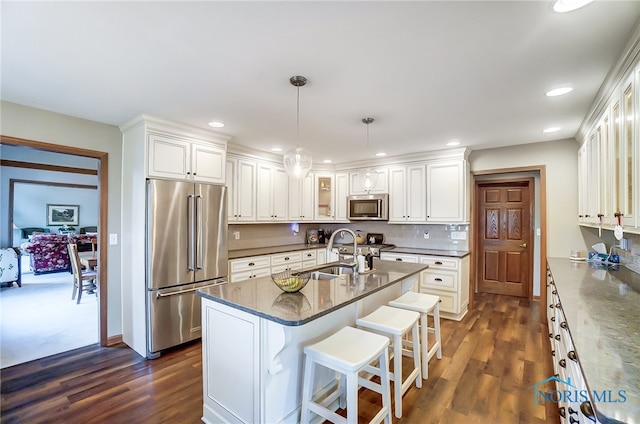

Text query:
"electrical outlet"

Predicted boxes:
[[109, 233, 118, 245], [233, 231, 240, 240], [423, 231, 429, 239], [451, 231, 467, 240]]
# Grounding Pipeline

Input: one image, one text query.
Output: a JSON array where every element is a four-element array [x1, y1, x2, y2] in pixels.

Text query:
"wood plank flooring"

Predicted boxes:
[[0, 292, 560, 423]]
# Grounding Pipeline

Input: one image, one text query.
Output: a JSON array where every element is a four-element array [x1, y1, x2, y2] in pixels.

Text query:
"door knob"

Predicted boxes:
[[519, 243, 527, 248]]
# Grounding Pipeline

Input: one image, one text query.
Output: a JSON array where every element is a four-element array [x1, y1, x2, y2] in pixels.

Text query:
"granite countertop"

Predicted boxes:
[[547, 258, 640, 423], [229, 243, 469, 260], [197, 260, 428, 326]]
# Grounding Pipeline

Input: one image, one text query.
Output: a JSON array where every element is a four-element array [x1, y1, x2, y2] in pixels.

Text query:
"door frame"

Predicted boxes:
[[1, 135, 109, 346], [470, 165, 548, 322]]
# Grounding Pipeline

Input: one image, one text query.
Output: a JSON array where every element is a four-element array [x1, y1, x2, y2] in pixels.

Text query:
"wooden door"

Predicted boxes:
[[476, 180, 533, 298]]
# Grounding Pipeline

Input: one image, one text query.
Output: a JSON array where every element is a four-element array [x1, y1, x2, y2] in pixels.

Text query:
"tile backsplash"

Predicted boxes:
[[580, 227, 640, 275], [228, 222, 469, 252]]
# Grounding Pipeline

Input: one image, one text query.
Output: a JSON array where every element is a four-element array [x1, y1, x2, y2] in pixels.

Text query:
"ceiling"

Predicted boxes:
[[2, 1, 640, 165]]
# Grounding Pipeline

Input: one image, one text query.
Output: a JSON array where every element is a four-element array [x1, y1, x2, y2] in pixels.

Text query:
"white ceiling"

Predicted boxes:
[[2, 1, 640, 164]]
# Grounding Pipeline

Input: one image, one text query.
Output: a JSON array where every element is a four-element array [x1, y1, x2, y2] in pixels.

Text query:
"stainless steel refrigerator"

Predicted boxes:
[[146, 179, 228, 358]]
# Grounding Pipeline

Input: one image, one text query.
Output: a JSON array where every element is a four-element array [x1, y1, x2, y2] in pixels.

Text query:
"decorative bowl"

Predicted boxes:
[[271, 269, 310, 293]]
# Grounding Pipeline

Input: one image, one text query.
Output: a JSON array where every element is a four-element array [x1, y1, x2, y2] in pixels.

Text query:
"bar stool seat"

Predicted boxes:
[[356, 305, 422, 419], [389, 291, 442, 379], [300, 326, 392, 424]]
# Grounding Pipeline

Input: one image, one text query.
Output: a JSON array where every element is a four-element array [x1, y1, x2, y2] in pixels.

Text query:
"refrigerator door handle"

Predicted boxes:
[[187, 194, 196, 271], [196, 195, 203, 270], [155, 281, 227, 298]]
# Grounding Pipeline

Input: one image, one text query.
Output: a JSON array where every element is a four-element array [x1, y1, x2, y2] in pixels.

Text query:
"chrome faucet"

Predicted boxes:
[[326, 228, 358, 273]]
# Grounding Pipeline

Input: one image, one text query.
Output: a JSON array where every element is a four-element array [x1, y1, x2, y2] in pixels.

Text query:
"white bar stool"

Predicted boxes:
[[356, 305, 422, 419], [389, 291, 442, 379], [300, 326, 392, 424]]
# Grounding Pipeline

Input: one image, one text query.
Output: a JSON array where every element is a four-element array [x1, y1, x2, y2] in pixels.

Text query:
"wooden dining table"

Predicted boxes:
[[78, 251, 98, 270]]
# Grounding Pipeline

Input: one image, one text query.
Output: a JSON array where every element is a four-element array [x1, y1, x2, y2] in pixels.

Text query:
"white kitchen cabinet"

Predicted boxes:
[[288, 174, 314, 221], [226, 157, 257, 222], [426, 160, 467, 223], [316, 249, 327, 266], [379, 252, 469, 321], [256, 162, 289, 221], [148, 132, 226, 184], [577, 142, 589, 224], [388, 164, 426, 223], [349, 168, 388, 195], [229, 255, 272, 283], [314, 172, 349, 222]]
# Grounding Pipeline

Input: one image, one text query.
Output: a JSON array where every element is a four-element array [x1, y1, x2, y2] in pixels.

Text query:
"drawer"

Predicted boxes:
[[380, 252, 419, 263], [419, 256, 459, 270], [419, 288, 457, 314], [271, 251, 303, 266], [421, 270, 457, 291], [271, 262, 301, 273], [302, 259, 317, 269], [230, 268, 271, 283], [229, 255, 271, 273], [301, 249, 318, 261]]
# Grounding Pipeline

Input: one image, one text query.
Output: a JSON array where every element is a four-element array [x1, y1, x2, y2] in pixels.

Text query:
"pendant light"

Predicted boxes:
[[283, 76, 313, 179], [361, 117, 379, 191]]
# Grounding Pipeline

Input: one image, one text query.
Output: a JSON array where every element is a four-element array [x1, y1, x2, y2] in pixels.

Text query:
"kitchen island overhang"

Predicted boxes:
[[197, 260, 429, 424]]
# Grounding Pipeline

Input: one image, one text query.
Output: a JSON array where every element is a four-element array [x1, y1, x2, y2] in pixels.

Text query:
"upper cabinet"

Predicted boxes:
[[148, 132, 225, 184], [226, 156, 257, 222], [314, 172, 349, 222], [389, 164, 426, 223], [349, 168, 388, 195], [288, 173, 315, 221], [256, 162, 288, 221], [426, 160, 467, 223], [578, 61, 639, 232]]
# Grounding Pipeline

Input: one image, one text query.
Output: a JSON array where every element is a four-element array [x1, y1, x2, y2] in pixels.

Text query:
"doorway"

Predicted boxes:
[[475, 178, 534, 298], [1, 135, 108, 347]]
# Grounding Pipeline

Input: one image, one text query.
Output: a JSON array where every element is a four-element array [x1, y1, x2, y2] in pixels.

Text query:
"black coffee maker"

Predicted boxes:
[[318, 229, 325, 244]]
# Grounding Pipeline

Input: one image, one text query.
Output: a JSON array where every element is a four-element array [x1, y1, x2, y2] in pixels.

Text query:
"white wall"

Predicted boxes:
[[469, 138, 583, 258], [1, 100, 123, 339]]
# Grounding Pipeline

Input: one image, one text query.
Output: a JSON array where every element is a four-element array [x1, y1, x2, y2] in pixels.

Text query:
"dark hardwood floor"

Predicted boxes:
[[1, 292, 560, 423]]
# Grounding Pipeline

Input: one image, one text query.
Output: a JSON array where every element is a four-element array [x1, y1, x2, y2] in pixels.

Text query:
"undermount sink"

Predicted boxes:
[[310, 265, 356, 280]]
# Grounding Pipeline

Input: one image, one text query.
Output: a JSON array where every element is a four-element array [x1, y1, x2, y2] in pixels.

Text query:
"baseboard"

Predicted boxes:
[[106, 334, 123, 346]]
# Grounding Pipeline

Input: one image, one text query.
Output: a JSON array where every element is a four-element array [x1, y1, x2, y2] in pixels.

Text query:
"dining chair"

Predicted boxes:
[[68, 243, 98, 304]]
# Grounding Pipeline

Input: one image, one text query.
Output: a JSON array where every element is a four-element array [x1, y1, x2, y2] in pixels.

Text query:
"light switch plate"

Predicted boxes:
[[109, 233, 118, 245]]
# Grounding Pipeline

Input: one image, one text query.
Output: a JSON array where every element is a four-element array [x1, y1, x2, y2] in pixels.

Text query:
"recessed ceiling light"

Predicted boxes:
[[545, 87, 573, 97], [543, 127, 561, 133], [446, 140, 460, 147], [208, 121, 225, 128], [271, 147, 283, 152], [552, 0, 594, 13], [323, 159, 332, 164], [375, 152, 386, 157]]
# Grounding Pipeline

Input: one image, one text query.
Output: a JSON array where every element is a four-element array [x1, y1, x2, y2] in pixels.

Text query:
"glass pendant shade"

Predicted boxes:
[[361, 168, 379, 191], [283, 147, 312, 179]]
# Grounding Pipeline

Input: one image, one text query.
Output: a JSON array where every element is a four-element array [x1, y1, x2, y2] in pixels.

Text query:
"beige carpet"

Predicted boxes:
[[0, 265, 98, 369]]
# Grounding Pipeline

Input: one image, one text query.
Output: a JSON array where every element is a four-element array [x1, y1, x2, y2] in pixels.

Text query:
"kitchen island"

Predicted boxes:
[[197, 260, 428, 424]]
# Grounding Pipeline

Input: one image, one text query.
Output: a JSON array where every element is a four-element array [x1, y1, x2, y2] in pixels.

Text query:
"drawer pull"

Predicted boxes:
[[559, 359, 566, 368], [248, 262, 255, 266], [558, 407, 566, 418], [435, 261, 443, 265], [568, 351, 577, 361], [284, 257, 290, 261], [554, 334, 561, 341], [549, 304, 555, 309], [306, 253, 312, 257], [550, 317, 555, 321], [434, 278, 443, 282], [551, 350, 555, 356], [568, 407, 578, 415], [560, 322, 568, 329], [580, 401, 595, 419], [396, 258, 403, 261], [569, 417, 579, 424], [556, 303, 562, 309]]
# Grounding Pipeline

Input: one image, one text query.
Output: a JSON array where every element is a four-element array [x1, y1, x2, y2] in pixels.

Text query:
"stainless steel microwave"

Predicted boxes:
[[347, 194, 389, 221]]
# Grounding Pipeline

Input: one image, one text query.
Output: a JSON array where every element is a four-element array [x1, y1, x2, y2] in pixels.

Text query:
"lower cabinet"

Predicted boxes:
[[380, 252, 470, 320], [229, 248, 324, 283], [546, 263, 598, 424]]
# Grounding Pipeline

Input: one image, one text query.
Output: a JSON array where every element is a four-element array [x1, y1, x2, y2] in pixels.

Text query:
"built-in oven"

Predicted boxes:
[[347, 194, 389, 221]]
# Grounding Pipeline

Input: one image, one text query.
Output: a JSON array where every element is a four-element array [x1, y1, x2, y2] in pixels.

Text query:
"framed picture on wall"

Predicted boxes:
[[46, 204, 79, 226]]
